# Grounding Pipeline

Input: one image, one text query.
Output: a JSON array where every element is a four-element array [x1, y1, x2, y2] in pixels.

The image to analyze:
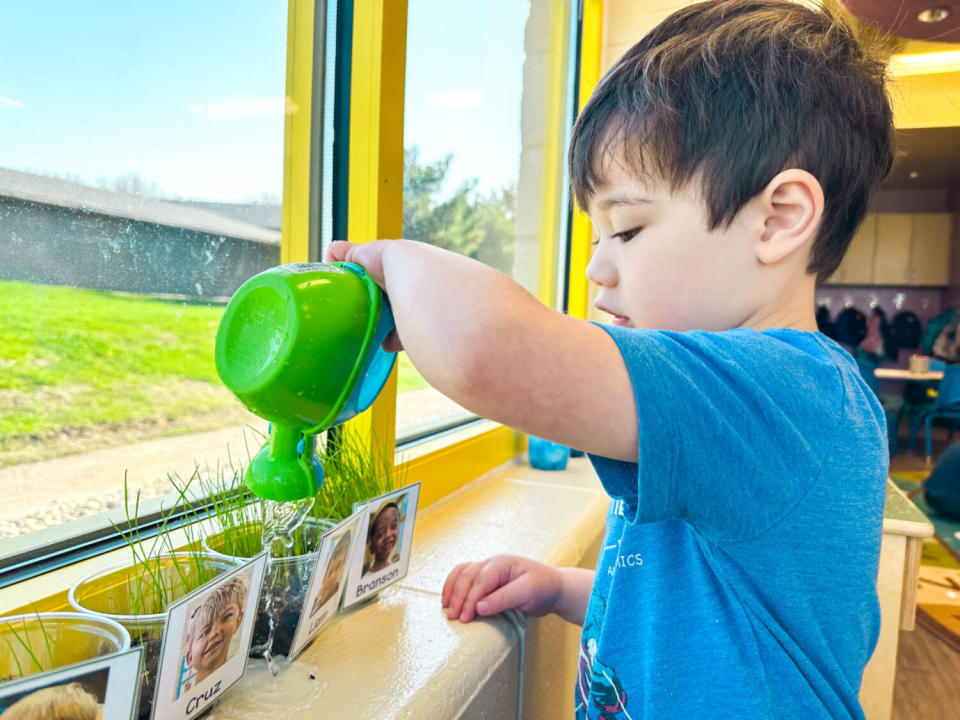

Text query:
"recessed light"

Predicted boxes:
[[918, 7, 951, 23], [909, 170, 920, 179]]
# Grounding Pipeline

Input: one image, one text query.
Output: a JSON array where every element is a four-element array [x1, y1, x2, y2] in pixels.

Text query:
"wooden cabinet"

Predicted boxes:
[[831, 214, 876, 284], [910, 213, 953, 285], [826, 212, 954, 286], [872, 213, 913, 284]]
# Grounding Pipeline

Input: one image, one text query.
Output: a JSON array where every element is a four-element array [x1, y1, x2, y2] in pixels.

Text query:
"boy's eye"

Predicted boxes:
[[613, 226, 643, 242]]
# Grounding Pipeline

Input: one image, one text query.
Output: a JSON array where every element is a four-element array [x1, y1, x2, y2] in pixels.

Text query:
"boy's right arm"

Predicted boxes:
[[325, 239, 639, 463], [442, 555, 594, 626]]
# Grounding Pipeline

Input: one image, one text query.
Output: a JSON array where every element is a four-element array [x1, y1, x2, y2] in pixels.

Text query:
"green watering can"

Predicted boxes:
[[215, 262, 397, 502]]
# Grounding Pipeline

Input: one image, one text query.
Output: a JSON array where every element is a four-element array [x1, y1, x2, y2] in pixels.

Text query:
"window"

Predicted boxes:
[[0, 1, 288, 545], [0, 0, 582, 585], [397, 0, 576, 442]]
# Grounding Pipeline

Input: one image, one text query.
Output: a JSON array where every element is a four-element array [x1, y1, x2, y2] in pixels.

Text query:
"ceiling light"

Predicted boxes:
[[917, 8, 951, 23], [909, 171, 920, 179], [888, 49, 960, 77]]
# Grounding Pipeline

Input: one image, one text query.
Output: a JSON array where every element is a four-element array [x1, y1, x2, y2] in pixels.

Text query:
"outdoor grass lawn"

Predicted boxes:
[[0, 280, 429, 462]]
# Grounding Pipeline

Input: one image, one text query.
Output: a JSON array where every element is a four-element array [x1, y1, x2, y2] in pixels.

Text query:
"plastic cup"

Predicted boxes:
[[0, 612, 130, 681], [68, 553, 235, 719], [203, 518, 335, 657]]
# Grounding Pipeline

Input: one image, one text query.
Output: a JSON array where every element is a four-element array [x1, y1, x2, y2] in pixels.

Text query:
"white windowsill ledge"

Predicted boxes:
[[208, 456, 608, 719]]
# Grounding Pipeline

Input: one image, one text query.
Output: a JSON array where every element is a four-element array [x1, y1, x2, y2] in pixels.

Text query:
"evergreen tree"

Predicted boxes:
[[402, 147, 516, 275]]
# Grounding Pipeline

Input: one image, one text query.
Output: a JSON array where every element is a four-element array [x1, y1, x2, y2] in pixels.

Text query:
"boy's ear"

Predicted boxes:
[[754, 169, 824, 266]]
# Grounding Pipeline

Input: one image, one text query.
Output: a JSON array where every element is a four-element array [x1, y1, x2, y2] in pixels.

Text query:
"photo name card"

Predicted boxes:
[[286, 507, 369, 659], [151, 552, 267, 720], [342, 483, 421, 609], [0, 645, 143, 720]]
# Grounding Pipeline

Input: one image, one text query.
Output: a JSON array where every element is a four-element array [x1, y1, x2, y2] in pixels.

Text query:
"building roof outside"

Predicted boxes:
[[0, 167, 281, 246]]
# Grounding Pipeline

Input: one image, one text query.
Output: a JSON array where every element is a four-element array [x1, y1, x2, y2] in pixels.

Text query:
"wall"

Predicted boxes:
[[947, 188, 960, 306], [0, 197, 280, 299], [872, 189, 952, 213]]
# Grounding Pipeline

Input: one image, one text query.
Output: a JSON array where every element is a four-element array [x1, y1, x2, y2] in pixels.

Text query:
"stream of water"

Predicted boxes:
[[259, 497, 315, 673]]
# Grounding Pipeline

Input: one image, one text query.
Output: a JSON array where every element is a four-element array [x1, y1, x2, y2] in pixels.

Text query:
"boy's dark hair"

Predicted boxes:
[[569, 0, 894, 282]]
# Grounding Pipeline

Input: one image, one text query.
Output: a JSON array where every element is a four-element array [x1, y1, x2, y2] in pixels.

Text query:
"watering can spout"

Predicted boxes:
[[245, 425, 324, 502], [215, 262, 397, 502]]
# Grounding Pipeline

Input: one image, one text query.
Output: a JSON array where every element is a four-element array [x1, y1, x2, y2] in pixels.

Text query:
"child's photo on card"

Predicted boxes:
[[343, 483, 420, 609], [0, 646, 142, 720], [287, 507, 368, 658], [151, 552, 266, 720]]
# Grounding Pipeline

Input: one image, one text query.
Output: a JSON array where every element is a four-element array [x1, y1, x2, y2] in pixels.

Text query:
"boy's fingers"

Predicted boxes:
[[442, 563, 471, 607], [475, 575, 529, 617], [446, 563, 485, 619], [382, 330, 404, 353], [457, 561, 512, 623], [325, 240, 354, 263]]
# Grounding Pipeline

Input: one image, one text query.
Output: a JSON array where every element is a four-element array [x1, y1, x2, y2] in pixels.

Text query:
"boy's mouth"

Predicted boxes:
[[595, 302, 631, 327], [203, 637, 223, 657]]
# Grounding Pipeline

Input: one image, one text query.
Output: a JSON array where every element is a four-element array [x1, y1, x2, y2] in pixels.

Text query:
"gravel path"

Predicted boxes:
[[0, 388, 469, 538]]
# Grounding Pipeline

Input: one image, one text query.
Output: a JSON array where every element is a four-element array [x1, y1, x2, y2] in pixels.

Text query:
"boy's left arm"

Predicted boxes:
[[327, 240, 638, 462]]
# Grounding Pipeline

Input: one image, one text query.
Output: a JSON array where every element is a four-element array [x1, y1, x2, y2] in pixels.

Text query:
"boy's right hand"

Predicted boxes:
[[441, 555, 562, 623]]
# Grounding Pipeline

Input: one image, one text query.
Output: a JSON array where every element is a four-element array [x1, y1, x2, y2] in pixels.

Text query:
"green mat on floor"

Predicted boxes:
[[890, 472, 960, 653]]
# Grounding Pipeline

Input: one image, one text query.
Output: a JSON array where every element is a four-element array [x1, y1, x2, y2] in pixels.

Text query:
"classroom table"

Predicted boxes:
[[874, 368, 944, 382]]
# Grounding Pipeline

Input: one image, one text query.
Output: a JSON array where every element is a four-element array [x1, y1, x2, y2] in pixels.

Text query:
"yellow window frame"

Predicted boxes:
[[0, 0, 604, 614], [567, 0, 605, 320]]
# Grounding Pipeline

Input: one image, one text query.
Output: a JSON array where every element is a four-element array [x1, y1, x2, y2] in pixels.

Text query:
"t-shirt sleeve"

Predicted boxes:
[[589, 325, 846, 542]]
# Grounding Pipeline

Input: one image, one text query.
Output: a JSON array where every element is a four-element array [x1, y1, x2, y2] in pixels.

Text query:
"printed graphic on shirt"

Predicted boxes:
[[575, 587, 630, 720], [603, 504, 642, 578]]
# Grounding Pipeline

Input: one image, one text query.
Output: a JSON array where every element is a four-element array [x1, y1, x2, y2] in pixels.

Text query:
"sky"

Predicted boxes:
[[0, 0, 528, 204]]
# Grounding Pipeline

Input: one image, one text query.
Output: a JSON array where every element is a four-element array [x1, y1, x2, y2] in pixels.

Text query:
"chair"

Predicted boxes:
[[912, 364, 960, 463]]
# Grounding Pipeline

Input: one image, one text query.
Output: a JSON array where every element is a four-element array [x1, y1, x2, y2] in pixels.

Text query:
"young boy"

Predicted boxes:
[[184, 575, 248, 684], [313, 530, 352, 611], [327, 1, 892, 717], [364, 501, 400, 576], [3, 682, 98, 720]]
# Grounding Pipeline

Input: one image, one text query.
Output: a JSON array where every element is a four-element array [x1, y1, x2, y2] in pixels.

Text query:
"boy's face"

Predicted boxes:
[[369, 507, 399, 562], [321, 545, 348, 591], [585, 160, 764, 332], [187, 601, 243, 678]]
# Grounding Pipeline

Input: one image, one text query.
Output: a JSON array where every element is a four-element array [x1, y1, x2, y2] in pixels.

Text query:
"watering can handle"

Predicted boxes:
[[332, 291, 397, 426]]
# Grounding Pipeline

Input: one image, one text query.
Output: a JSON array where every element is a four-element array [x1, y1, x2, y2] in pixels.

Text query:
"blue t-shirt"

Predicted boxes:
[[577, 327, 888, 720]]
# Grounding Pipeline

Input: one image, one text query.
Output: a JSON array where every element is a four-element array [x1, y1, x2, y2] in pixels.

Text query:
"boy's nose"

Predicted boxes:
[[586, 245, 618, 288]]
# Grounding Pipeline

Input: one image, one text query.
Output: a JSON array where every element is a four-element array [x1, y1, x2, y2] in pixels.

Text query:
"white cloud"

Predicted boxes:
[[425, 89, 484, 109], [0, 95, 25, 108], [189, 97, 286, 119]]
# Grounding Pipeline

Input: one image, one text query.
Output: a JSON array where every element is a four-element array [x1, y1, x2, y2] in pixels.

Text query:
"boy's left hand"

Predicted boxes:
[[442, 555, 563, 623]]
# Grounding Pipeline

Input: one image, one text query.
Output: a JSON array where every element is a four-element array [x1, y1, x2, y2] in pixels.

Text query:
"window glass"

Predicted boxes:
[[0, 1, 286, 540], [399, 0, 573, 440]]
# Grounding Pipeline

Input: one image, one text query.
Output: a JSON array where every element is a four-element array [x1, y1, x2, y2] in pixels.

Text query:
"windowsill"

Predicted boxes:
[[204, 455, 608, 718], [2, 453, 608, 717], [1, 459, 930, 717]]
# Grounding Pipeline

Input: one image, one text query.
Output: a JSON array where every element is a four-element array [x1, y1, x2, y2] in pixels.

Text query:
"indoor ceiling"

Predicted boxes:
[[839, 1, 960, 42], [883, 126, 960, 189]]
